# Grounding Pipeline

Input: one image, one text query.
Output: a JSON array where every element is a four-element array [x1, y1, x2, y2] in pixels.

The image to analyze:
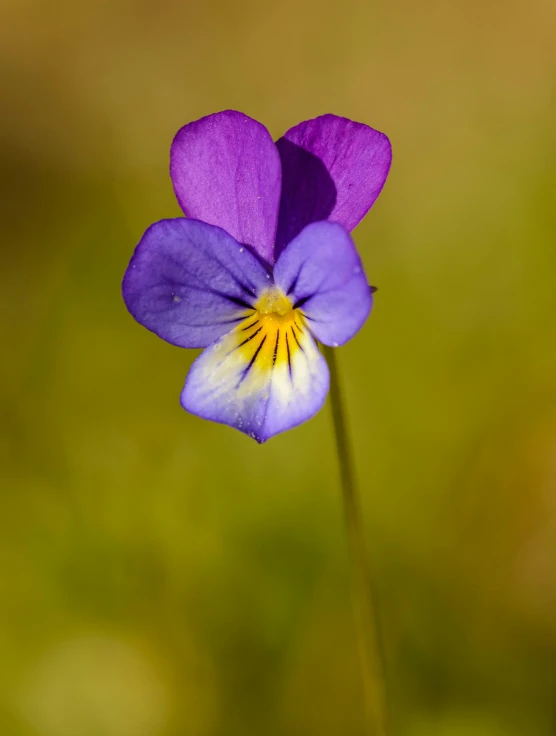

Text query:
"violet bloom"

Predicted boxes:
[[123, 111, 391, 442]]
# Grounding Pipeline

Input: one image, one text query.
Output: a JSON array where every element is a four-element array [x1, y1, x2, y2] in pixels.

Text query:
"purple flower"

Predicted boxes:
[[123, 111, 391, 442]]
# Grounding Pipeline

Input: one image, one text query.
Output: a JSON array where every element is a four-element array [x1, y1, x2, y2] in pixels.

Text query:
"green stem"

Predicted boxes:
[[323, 345, 389, 736]]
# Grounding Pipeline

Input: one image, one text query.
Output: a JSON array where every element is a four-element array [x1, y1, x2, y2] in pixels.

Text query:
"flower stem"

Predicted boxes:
[[323, 345, 389, 736]]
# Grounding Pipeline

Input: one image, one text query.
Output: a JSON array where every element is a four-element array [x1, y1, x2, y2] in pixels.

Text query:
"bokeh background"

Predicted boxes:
[[1, 0, 556, 734]]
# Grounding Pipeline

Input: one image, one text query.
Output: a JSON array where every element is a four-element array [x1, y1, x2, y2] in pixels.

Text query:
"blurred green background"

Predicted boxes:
[[1, 0, 556, 734]]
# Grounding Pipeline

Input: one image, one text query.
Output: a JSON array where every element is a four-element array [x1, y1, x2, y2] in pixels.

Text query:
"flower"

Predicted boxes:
[[123, 111, 391, 442]]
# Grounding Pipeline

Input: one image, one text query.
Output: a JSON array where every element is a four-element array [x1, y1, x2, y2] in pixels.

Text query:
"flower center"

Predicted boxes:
[[255, 286, 294, 320], [228, 286, 307, 380]]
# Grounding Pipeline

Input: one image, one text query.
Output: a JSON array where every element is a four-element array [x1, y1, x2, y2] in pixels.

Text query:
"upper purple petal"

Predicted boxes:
[[275, 114, 391, 255], [273, 221, 372, 347], [170, 110, 282, 264], [122, 218, 271, 348]]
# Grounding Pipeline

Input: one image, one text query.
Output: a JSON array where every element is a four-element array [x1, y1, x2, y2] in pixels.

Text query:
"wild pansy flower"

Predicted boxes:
[[123, 111, 391, 442]]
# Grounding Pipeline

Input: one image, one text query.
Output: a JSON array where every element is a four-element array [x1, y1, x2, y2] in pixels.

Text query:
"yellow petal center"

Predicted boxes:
[[230, 287, 307, 374], [256, 286, 293, 318]]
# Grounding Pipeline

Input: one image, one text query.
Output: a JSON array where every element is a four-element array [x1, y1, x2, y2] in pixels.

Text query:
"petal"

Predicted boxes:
[[122, 218, 271, 348], [170, 110, 282, 264], [273, 221, 372, 347], [181, 312, 329, 442], [275, 114, 391, 253]]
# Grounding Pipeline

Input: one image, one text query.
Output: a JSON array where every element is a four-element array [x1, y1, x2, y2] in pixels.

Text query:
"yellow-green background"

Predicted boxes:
[[1, 0, 555, 734]]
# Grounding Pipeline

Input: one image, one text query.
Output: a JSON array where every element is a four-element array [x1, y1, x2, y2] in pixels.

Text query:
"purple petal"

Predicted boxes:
[[181, 311, 329, 442], [122, 218, 271, 348], [275, 114, 391, 254], [170, 110, 282, 264], [273, 221, 372, 347]]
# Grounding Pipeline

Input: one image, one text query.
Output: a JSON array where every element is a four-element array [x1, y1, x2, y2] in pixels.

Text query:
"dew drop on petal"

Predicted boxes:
[[266, 274, 270, 279], [332, 341, 339, 347], [239, 248, 244, 253], [172, 295, 181, 303]]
